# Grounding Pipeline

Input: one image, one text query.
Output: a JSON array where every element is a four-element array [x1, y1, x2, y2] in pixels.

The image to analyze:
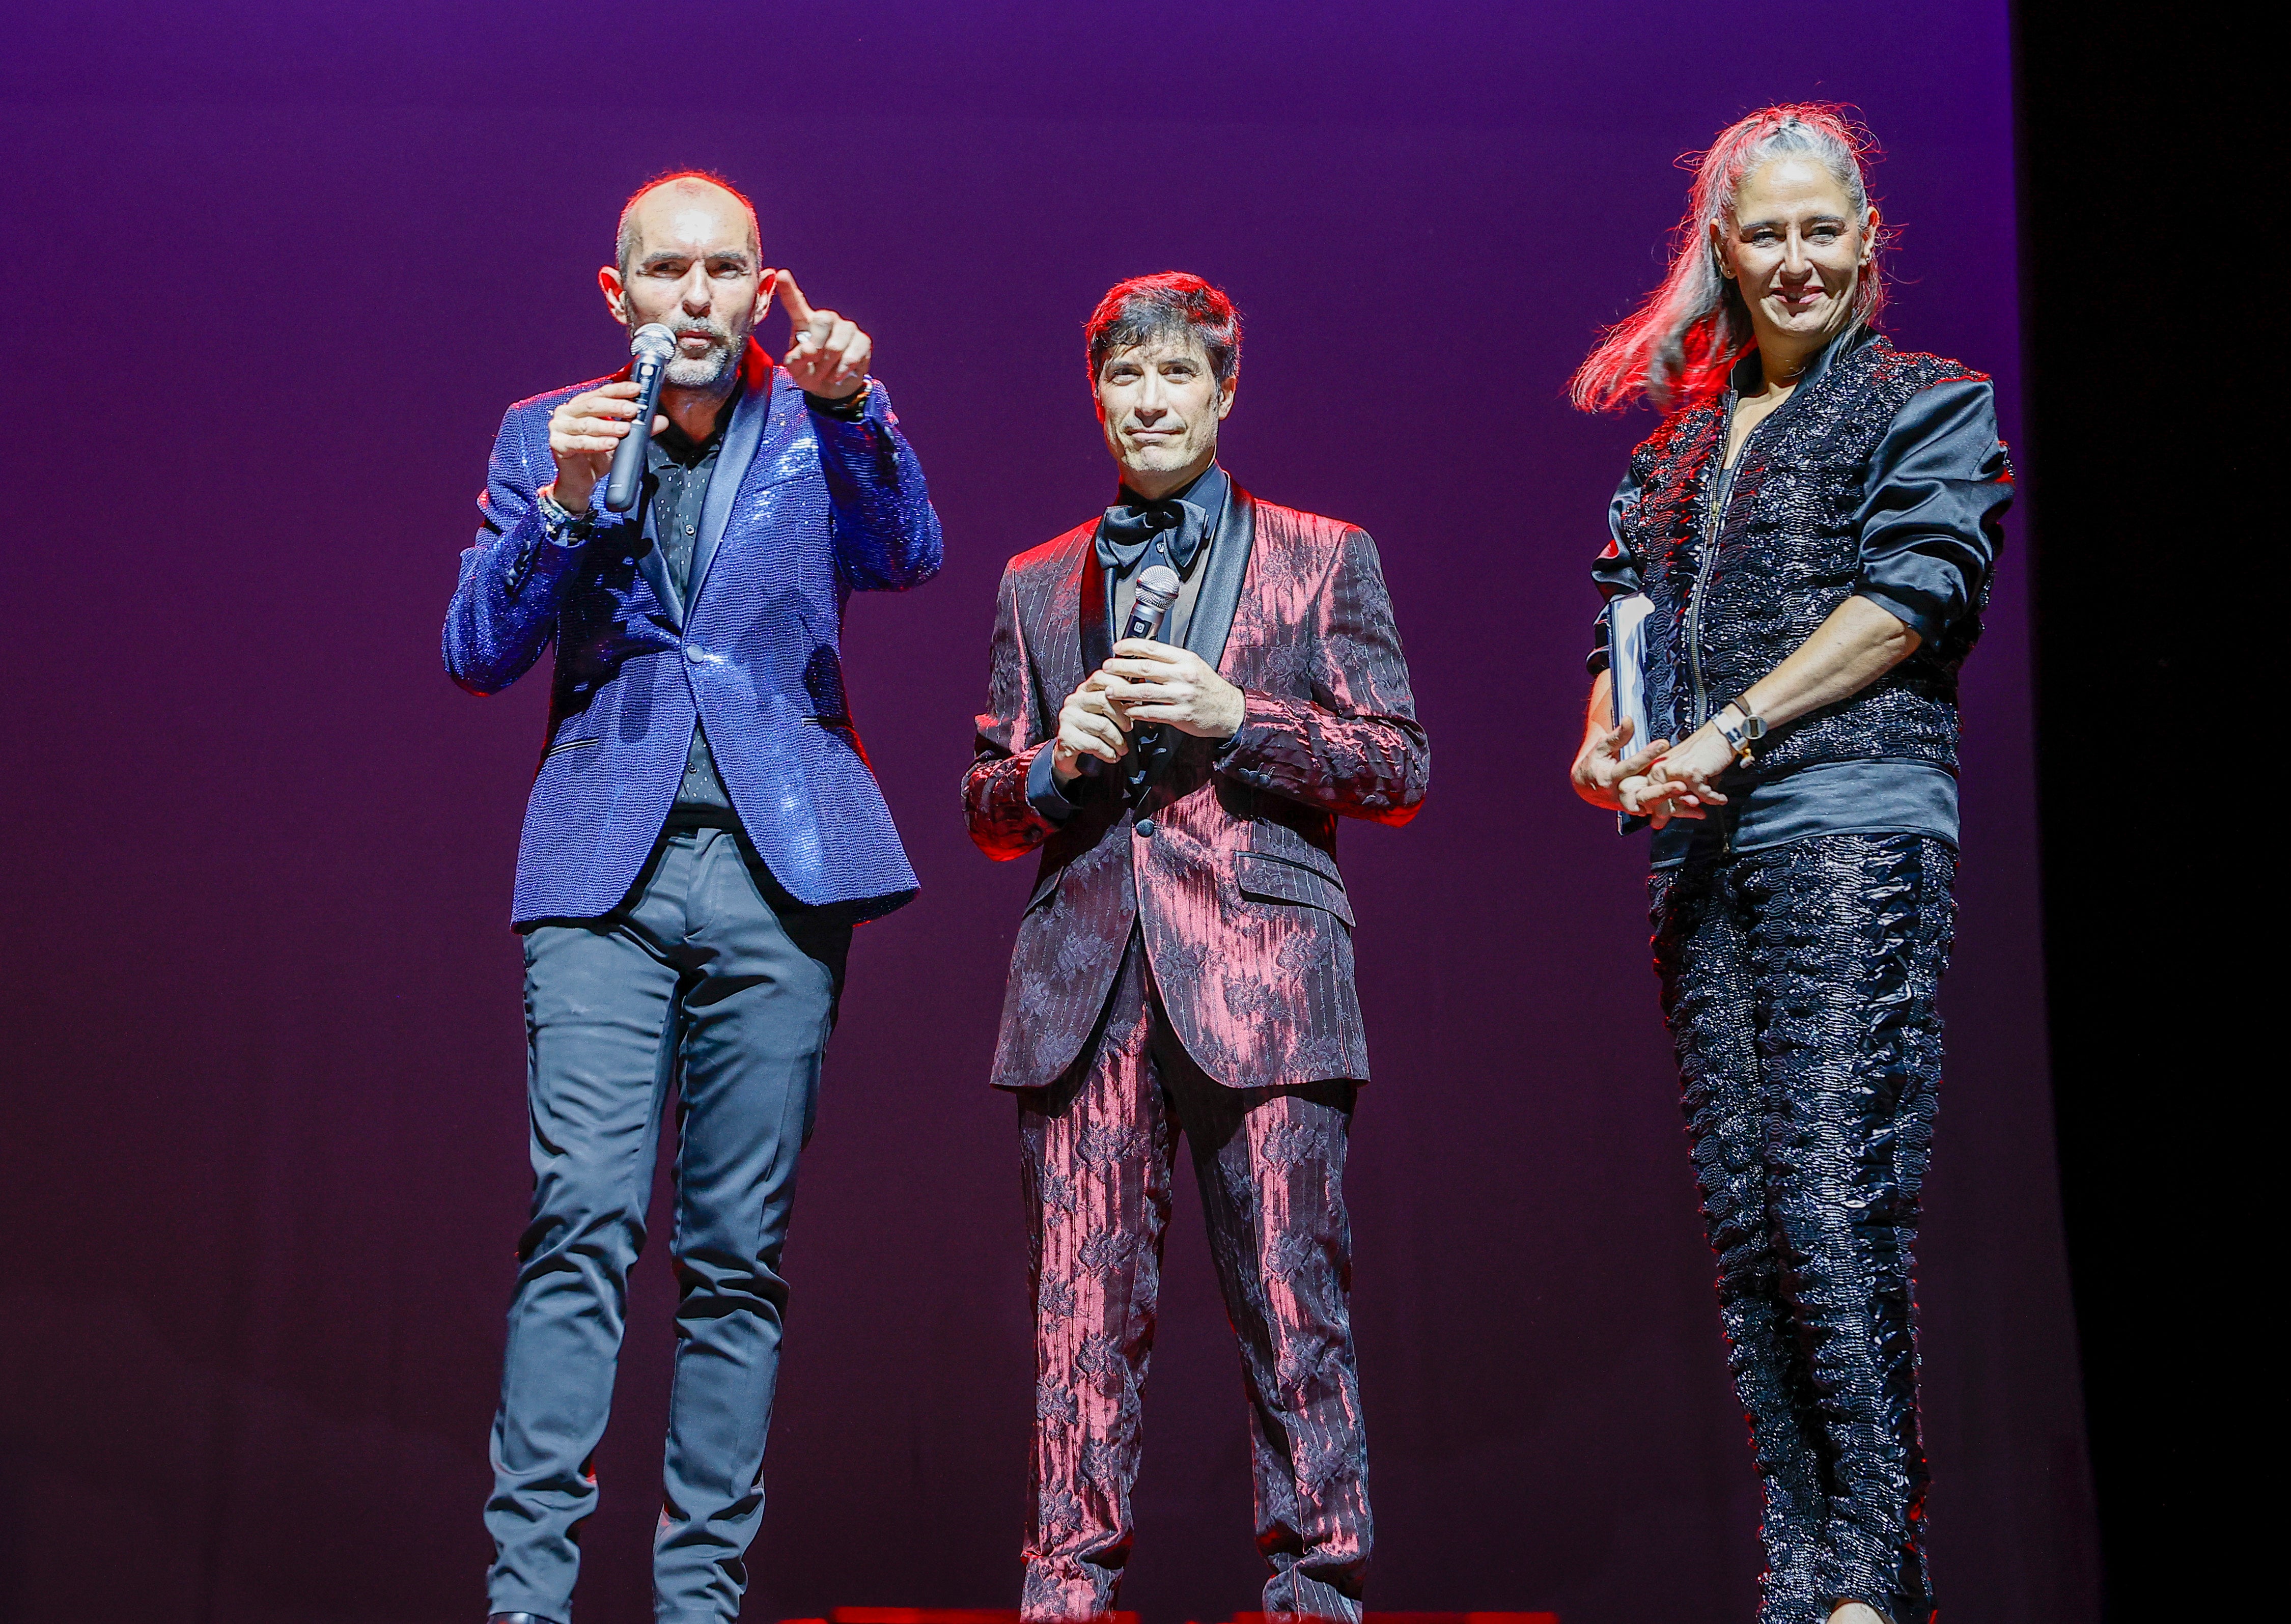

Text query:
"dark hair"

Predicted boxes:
[[1085, 271, 1242, 385], [616, 170, 760, 275]]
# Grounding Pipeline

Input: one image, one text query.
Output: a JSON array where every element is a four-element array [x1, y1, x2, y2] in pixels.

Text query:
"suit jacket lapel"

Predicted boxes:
[[686, 342, 775, 614], [1078, 525, 1112, 679], [1013, 531, 1087, 746], [1185, 481, 1255, 672], [633, 499, 682, 628]]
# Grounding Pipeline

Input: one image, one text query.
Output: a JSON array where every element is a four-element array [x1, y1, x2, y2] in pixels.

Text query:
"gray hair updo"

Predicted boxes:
[[1572, 104, 1888, 412]]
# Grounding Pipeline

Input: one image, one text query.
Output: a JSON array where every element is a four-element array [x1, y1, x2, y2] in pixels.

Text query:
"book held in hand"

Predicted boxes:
[[1608, 592, 1655, 834]]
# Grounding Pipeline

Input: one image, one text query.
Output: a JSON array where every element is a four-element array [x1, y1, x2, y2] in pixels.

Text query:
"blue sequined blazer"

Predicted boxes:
[[444, 342, 942, 926]]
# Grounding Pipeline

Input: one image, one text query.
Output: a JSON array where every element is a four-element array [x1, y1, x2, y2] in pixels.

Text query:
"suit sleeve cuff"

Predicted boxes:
[[1850, 584, 1945, 646], [1213, 691, 1289, 769], [1025, 741, 1077, 822]]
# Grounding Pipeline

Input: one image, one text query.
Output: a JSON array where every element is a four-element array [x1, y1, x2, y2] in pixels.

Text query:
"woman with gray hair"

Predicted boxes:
[[1567, 106, 2011, 1624]]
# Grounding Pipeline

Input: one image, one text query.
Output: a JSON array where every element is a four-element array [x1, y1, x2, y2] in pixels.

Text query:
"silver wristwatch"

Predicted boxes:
[[1714, 698, 1768, 767]]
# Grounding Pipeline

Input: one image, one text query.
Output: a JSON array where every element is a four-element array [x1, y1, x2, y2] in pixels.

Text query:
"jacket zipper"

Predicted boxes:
[[1685, 385, 1797, 730], [1682, 389, 1736, 732]]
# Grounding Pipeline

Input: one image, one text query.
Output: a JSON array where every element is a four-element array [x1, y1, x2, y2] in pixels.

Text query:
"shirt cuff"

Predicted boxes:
[[1025, 742, 1077, 822]]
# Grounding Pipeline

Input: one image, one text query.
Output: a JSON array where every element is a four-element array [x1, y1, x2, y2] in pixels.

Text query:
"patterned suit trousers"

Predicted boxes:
[[1018, 930, 1371, 1623]]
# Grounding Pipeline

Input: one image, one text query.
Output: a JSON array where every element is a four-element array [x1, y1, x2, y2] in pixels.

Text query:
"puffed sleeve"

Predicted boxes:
[[1586, 466, 1646, 676], [1853, 377, 2013, 642]]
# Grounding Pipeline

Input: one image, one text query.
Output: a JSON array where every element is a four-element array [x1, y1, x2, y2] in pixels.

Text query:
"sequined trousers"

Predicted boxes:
[[1651, 833, 1957, 1624], [1018, 932, 1371, 1622]]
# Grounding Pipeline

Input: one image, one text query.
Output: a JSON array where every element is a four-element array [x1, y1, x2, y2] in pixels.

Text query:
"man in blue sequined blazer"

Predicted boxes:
[[441, 172, 940, 1624]]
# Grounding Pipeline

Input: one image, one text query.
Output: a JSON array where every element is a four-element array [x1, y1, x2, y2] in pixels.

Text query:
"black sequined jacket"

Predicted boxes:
[[1593, 328, 2013, 776]]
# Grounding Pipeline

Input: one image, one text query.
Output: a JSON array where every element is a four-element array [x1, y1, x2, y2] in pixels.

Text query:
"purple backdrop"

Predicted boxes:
[[0, 6, 2096, 1621]]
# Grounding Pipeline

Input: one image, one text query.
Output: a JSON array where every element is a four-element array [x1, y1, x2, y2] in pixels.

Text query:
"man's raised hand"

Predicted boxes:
[[544, 381, 665, 514], [775, 271, 870, 400]]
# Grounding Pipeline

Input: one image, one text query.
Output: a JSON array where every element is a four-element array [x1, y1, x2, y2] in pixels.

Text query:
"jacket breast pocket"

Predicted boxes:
[[1234, 850, 1354, 927]]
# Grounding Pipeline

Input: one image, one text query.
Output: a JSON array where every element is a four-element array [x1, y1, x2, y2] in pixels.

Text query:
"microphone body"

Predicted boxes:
[[603, 324, 678, 513]]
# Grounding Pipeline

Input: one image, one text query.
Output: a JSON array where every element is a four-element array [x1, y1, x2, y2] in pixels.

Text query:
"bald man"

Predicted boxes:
[[444, 171, 941, 1624]]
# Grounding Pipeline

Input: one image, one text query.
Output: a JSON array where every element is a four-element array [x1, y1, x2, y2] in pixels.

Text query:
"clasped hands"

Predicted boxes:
[[1049, 640, 1244, 786], [1571, 714, 1742, 828]]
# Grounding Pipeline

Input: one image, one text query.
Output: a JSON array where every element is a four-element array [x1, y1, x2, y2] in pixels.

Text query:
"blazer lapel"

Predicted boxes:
[[633, 499, 682, 628], [1078, 526, 1113, 678], [1185, 481, 1255, 673], [686, 342, 776, 613]]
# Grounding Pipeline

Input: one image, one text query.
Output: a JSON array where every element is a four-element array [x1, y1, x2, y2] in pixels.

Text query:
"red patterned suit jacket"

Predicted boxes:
[[965, 484, 1429, 1091]]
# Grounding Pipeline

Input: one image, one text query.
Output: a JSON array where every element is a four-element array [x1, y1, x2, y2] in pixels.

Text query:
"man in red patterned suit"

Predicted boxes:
[[964, 272, 1430, 1623]]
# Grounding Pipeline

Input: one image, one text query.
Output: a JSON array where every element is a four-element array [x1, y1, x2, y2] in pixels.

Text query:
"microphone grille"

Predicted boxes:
[[1134, 564, 1182, 612], [630, 323, 678, 362]]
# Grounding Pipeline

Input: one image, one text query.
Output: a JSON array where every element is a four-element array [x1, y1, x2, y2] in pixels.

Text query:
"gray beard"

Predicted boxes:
[[664, 329, 747, 391]]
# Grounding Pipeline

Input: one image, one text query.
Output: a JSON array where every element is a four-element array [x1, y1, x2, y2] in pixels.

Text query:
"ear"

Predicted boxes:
[[753, 266, 779, 327], [599, 265, 630, 329], [1707, 217, 1735, 279], [1860, 208, 1882, 267], [1215, 374, 1238, 419]]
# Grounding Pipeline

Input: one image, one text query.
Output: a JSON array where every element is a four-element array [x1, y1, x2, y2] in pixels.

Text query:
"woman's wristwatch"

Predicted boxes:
[[1714, 696, 1768, 767]]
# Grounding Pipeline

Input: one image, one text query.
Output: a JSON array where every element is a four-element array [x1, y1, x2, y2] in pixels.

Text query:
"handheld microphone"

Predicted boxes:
[[1122, 565, 1183, 642], [603, 324, 678, 513], [1086, 564, 1185, 779]]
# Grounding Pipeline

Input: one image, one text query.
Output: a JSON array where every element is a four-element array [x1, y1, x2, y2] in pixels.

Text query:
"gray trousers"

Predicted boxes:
[[485, 827, 849, 1624]]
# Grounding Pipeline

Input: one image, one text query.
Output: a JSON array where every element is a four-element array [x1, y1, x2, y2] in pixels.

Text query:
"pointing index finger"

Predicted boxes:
[[774, 270, 818, 333]]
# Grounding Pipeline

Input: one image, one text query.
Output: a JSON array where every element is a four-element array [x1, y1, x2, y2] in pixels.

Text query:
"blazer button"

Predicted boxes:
[[683, 645, 705, 663], [1134, 818, 1156, 837]]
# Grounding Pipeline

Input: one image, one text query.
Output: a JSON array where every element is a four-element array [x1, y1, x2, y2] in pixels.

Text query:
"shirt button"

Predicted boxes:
[[1134, 818, 1155, 837], [686, 524, 695, 535], [684, 645, 705, 663]]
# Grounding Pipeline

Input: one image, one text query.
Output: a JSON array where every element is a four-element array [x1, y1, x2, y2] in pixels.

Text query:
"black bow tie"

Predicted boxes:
[[1096, 492, 1212, 577]]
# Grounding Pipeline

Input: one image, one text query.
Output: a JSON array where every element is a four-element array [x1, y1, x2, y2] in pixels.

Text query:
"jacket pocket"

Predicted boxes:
[[542, 735, 600, 761], [1234, 850, 1354, 927]]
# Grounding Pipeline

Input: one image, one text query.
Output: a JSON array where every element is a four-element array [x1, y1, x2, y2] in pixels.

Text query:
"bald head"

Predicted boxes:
[[600, 171, 770, 395], [616, 172, 760, 278]]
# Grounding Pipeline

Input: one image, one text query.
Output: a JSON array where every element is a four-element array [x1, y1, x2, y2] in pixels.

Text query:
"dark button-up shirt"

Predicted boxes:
[[1109, 461, 1228, 649], [650, 413, 736, 816]]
